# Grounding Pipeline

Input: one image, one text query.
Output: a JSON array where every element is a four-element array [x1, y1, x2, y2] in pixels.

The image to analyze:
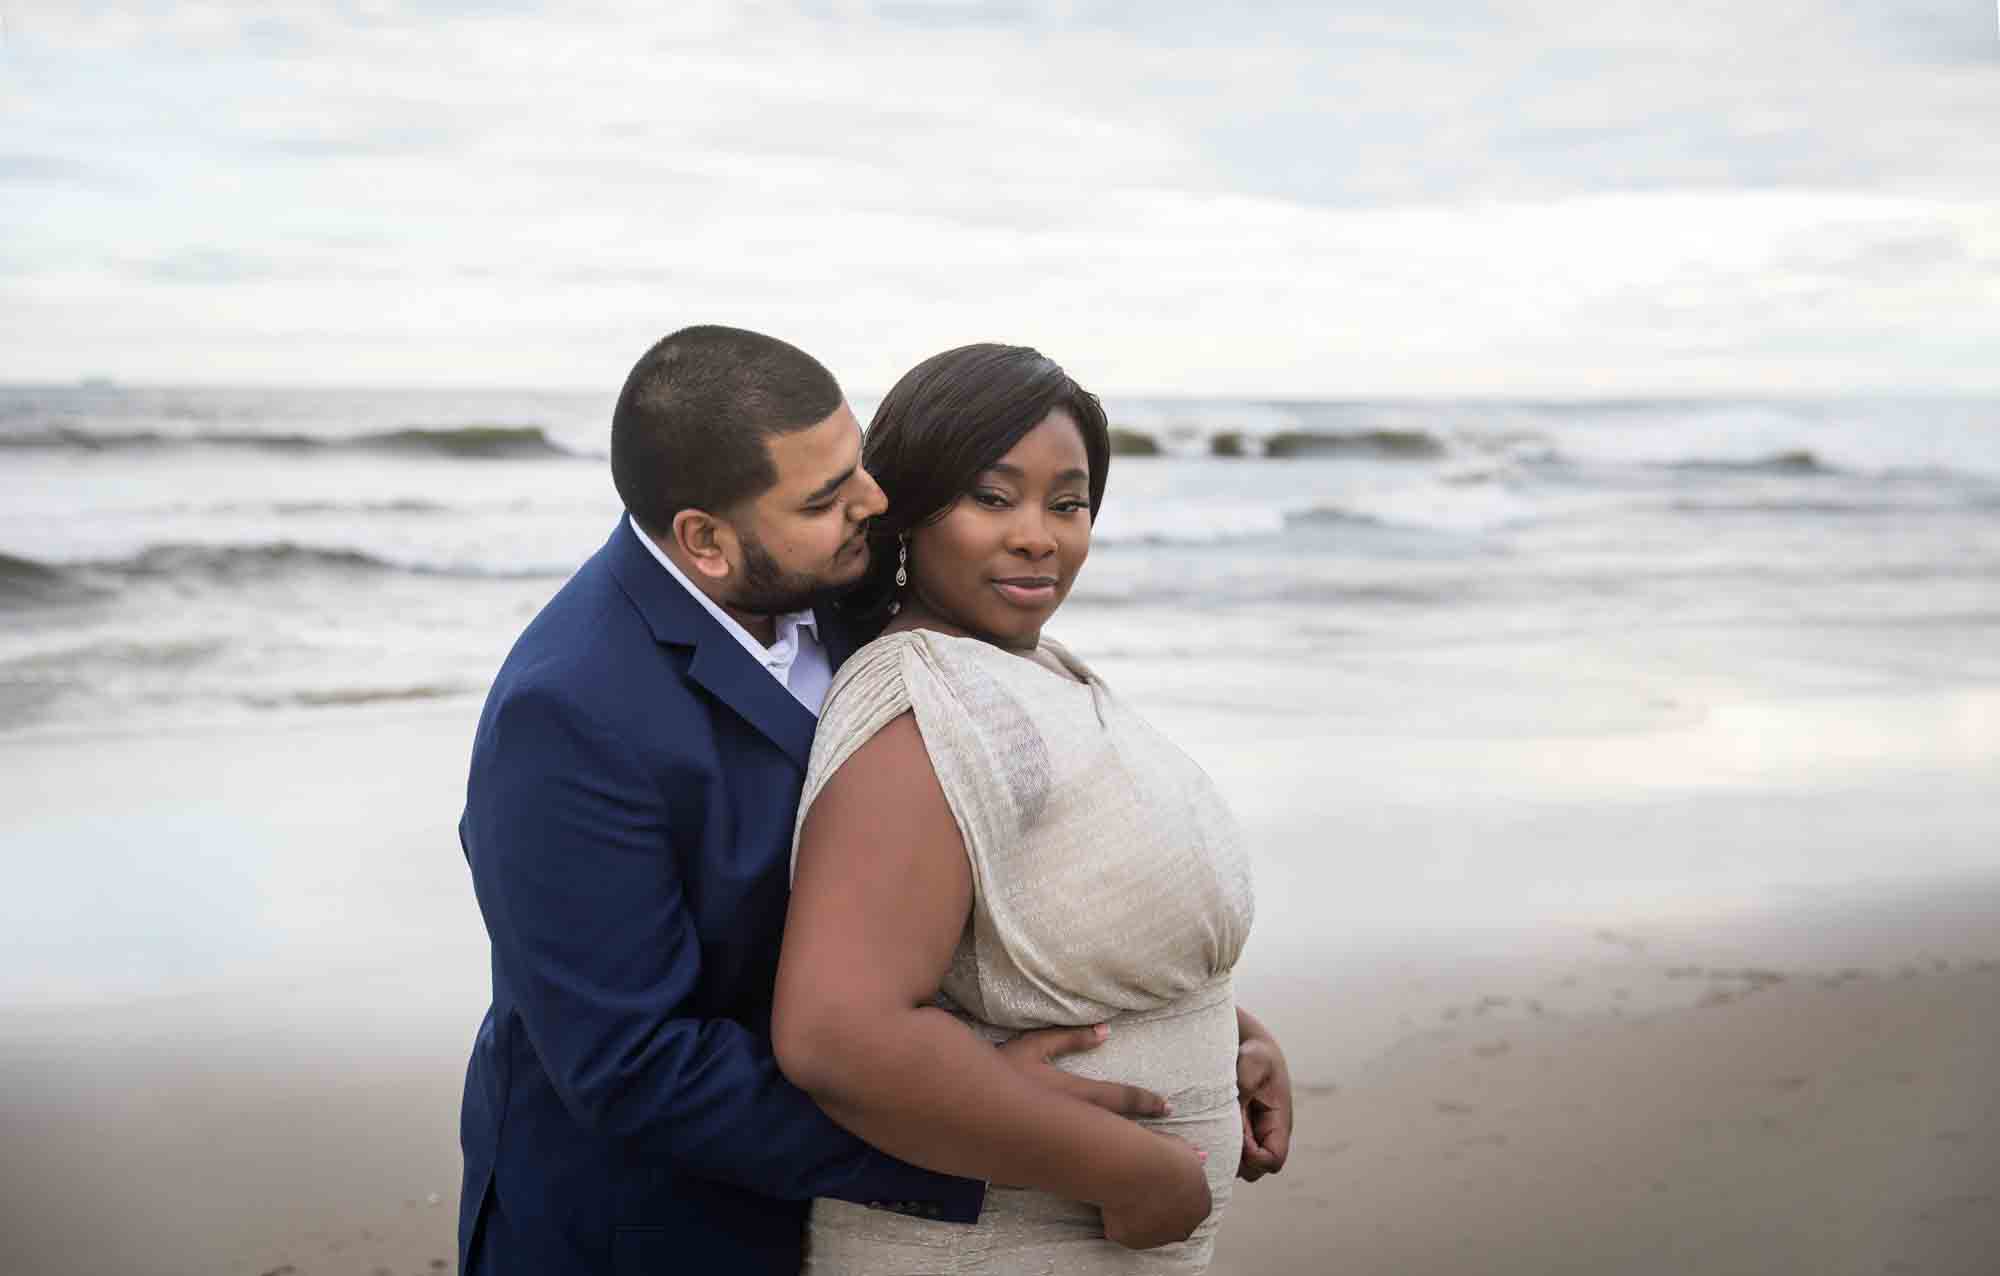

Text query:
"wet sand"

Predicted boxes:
[[1216, 897, 2000, 1276], [3, 697, 1996, 1275], [5, 904, 1996, 1275]]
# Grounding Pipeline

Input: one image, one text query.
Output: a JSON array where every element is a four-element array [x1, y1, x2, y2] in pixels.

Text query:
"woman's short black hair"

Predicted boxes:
[[845, 343, 1110, 624], [611, 325, 844, 533]]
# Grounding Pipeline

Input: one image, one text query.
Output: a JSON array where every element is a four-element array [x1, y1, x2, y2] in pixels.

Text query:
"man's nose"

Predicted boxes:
[[851, 468, 889, 521]]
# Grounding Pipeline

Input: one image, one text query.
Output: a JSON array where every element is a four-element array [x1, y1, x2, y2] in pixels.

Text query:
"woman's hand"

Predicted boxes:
[[1099, 1130, 1212, 1249], [1235, 1008, 1293, 1181], [997, 1024, 1171, 1119], [776, 713, 1210, 1214]]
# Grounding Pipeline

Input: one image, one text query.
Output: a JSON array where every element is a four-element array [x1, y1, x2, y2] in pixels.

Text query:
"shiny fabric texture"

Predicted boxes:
[[792, 630, 1256, 1273]]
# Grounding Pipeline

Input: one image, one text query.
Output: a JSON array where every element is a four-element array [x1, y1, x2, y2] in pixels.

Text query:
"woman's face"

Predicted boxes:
[[905, 408, 1093, 650]]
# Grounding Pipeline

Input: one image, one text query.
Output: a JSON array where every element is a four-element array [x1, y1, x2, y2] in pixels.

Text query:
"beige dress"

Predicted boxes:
[[792, 629, 1255, 1274]]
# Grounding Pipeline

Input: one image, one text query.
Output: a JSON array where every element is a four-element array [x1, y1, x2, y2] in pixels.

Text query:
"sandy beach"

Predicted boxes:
[[8, 0, 1999, 1266], [7, 894, 1997, 1276], [4, 681, 1996, 1276], [1216, 917, 2000, 1275]]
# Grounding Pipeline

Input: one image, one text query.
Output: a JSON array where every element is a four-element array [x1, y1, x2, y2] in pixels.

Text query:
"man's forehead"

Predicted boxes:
[[763, 403, 861, 492]]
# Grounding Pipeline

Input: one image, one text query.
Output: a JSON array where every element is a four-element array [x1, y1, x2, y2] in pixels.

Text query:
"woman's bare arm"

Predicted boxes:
[[773, 712, 1209, 1248]]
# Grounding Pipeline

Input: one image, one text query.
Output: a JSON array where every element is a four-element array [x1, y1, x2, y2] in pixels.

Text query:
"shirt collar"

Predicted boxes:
[[626, 514, 818, 663]]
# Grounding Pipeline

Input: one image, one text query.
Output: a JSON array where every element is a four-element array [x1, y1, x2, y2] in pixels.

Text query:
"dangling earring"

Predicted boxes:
[[888, 535, 909, 616]]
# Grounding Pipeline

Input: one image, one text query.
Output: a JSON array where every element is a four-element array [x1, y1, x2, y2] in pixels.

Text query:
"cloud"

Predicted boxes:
[[0, 151, 126, 190], [1, 0, 1996, 391]]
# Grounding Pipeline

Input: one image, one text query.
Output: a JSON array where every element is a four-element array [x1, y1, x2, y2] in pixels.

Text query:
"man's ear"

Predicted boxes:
[[670, 508, 737, 581]]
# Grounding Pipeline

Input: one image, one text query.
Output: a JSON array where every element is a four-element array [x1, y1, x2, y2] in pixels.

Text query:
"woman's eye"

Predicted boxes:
[[972, 490, 1010, 508], [1053, 499, 1089, 514]]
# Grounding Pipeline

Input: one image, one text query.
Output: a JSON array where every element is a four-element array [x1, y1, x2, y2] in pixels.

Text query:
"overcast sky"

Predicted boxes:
[[3, 1, 1997, 395]]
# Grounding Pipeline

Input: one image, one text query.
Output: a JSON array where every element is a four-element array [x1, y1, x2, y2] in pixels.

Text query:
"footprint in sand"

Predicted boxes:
[[1434, 1100, 1476, 1116], [1444, 1133, 1509, 1160], [1473, 1040, 1511, 1059], [1771, 1076, 1810, 1093], [1917, 1193, 1996, 1223]]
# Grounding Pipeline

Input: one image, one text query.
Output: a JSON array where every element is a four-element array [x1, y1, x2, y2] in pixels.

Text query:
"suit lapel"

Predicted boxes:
[[604, 520, 817, 770], [685, 638, 815, 769], [817, 601, 865, 673]]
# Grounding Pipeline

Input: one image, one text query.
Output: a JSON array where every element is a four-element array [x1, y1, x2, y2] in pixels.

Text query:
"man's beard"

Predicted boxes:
[[726, 527, 847, 617]]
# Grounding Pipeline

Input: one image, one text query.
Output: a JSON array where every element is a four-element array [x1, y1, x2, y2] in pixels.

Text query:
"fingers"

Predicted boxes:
[[1236, 1039, 1274, 1096], [1241, 1143, 1281, 1179], [1008, 1022, 1108, 1063], [1249, 1103, 1291, 1174], [1149, 1126, 1211, 1167], [1068, 1076, 1170, 1119], [1236, 1102, 1266, 1182]]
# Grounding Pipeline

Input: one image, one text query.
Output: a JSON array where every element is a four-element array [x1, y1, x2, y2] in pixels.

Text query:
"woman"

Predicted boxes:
[[772, 345, 1276, 1272]]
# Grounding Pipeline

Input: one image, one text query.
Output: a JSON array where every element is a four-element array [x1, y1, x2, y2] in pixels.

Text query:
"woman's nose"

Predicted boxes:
[[1006, 508, 1058, 557]]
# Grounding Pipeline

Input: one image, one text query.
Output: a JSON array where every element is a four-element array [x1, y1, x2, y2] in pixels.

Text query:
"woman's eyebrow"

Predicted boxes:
[[983, 462, 1090, 484]]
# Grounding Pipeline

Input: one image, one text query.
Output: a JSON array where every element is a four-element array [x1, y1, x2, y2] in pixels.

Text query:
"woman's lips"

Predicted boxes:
[[991, 577, 1058, 607]]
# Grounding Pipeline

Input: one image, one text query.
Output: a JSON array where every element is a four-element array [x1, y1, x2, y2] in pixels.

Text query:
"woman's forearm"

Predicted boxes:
[[775, 712, 1192, 1216], [777, 1001, 1174, 1206]]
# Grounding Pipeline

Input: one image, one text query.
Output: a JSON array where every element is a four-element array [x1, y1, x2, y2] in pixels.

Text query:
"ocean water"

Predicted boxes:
[[3, 384, 1998, 1009], [3, 385, 1997, 739]]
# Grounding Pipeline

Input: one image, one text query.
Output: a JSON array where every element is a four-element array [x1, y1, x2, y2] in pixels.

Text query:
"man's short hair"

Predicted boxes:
[[610, 326, 844, 532]]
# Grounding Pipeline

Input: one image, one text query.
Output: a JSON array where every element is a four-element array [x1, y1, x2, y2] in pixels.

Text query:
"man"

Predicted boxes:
[[456, 326, 1290, 1274]]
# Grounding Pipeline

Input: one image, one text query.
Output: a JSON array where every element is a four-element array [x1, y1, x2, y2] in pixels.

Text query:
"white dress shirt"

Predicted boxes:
[[628, 515, 833, 716]]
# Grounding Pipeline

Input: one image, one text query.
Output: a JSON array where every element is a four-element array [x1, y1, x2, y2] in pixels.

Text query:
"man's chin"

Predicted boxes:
[[823, 544, 872, 590], [730, 564, 869, 617]]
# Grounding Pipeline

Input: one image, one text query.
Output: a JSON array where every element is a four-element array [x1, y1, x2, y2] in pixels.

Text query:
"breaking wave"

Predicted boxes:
[[0, 552, 107, 610], [0, 424, 585, 459], [1659, 450, 1834, 476], [2, 543, 565, 599]]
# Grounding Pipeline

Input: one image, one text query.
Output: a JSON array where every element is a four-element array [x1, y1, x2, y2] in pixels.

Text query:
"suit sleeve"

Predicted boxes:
[[464, 682, 982, 1215]]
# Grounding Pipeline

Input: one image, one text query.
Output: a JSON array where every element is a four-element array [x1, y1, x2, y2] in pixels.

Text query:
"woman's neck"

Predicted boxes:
[[884, 599, 1039, 654]]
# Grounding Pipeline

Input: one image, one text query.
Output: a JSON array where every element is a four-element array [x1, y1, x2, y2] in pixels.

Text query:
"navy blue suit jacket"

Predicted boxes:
[[457, 522, 983, 1275]]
